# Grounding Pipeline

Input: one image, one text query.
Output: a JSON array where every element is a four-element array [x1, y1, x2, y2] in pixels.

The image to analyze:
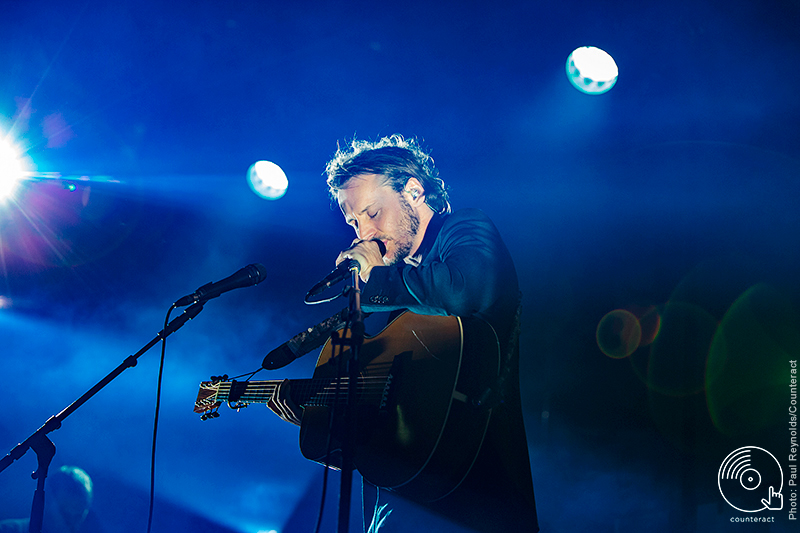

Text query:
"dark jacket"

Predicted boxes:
[[361, 208, 538, 533]]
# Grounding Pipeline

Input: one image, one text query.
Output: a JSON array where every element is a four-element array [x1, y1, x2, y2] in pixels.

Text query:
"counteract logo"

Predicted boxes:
[[718, 446, 783, 512]]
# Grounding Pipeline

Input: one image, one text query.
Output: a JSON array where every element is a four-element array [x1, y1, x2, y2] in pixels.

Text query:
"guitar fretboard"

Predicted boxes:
[[196, 376, 392, 412]]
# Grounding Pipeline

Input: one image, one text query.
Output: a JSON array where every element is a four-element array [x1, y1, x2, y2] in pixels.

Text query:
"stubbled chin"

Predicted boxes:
[[382, 250, 401, 267]]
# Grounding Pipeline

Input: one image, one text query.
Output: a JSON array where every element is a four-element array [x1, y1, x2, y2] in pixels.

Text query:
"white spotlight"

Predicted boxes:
[[247, 160, 288, 200], [566, 46, 619, 95], [0, 137, 24, 201]]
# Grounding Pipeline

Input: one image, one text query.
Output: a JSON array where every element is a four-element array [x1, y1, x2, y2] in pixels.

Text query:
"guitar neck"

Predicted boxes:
[[209, 379, 311, 406], [194, 376, 389, 414]]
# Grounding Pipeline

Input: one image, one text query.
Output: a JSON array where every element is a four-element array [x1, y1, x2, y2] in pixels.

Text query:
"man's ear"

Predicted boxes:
[[403, 177, 425, 207]]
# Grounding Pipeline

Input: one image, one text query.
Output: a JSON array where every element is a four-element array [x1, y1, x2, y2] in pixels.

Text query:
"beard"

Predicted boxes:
[[384, 194, 420, 266]]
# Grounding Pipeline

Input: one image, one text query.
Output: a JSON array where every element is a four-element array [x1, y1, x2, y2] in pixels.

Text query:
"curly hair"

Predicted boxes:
[[324, 134, 451, 214]]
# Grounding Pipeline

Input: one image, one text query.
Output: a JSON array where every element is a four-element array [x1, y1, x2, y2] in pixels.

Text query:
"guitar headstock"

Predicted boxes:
[[194, 380, 223, 418]]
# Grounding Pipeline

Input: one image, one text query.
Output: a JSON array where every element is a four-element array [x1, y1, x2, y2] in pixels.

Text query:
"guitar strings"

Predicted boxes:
[[206, 378, 390, 406]]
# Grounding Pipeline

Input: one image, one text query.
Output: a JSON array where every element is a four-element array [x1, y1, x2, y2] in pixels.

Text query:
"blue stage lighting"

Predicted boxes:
[[566, 46, 619, 95], [247, 160, 288, 200], [0, 137, 24, 201]]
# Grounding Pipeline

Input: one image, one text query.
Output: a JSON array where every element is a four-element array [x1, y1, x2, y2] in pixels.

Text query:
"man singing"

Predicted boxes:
[[270, 135, 538, 532]]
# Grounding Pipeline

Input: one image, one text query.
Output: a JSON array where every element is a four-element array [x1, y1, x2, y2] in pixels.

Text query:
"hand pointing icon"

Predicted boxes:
[[761, 486, 783, 510]]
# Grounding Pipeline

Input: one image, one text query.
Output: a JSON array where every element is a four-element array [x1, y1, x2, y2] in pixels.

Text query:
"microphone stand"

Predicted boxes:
[[0, 302, 205, 533], [336, 267, 365, 533]]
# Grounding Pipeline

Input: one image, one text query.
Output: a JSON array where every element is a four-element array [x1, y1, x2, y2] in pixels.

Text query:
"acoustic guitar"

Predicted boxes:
[[194, 312, 500, 502]]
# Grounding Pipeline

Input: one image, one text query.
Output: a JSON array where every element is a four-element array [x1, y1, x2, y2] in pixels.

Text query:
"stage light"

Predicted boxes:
[[247, 160, 288, 200], [0, 137, 24, 201], [566, 46, 618, 95]]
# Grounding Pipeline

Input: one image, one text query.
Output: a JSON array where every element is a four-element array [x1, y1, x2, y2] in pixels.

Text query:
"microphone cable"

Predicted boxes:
[[312, 315, 353, 533], [146, 304, 175, 533]]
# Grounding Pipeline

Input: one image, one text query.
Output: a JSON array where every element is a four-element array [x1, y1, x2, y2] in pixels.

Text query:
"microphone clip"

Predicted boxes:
[[304, 259, 360, 304]]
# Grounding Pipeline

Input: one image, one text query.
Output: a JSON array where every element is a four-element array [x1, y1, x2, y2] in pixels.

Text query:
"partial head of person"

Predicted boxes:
[[325, 135, 451, 266], [46, 465, 93, 532]]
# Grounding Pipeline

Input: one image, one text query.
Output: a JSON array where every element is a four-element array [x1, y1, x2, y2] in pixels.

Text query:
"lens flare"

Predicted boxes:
[[0, 138, 24, 201], [647, 302, 717, 397], [596, 309, 641, 359], [706, 283, 800, 436], [634, 305, 662, 347], [0, 179, 138, 270]]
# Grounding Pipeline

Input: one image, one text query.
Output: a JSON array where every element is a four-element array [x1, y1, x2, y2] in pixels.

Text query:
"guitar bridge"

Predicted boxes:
[[378, 351, 409, 414]]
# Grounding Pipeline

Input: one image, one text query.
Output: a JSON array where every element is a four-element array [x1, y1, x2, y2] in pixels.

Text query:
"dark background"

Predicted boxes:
[[0, 1, 798, 532]]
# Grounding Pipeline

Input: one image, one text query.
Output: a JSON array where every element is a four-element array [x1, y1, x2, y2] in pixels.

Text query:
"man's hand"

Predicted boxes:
[[336, 239, 385, 282], [267, 379, 303, 426]]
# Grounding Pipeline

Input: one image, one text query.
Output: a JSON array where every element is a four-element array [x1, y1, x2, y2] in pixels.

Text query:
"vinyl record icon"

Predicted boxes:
[[718, 446, 783, 512]]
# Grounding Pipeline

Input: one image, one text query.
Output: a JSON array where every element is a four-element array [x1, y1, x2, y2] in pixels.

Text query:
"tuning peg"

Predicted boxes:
[[200, 410, 221, 421]]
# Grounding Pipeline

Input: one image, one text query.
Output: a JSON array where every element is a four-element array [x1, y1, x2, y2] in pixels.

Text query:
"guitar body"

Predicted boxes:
[[299, 312, 500, 503]]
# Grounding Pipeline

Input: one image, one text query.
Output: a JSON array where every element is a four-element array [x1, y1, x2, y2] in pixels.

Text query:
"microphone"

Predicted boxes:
[[174, 263, 268, 307], [261, 307, 350, 370], [306, 240, 386, 298], [306, 260, 359, 298]]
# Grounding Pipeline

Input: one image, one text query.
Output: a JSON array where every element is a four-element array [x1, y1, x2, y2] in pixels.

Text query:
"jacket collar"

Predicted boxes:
[[404, 212, 446, 266]]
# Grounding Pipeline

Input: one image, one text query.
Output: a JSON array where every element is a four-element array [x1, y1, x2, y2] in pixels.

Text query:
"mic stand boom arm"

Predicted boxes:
[[0, 302, 205, 533]]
